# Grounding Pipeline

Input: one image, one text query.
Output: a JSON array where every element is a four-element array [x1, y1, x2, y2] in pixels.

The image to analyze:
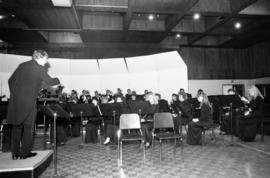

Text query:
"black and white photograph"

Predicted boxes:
[[0, 0, 270, 178]]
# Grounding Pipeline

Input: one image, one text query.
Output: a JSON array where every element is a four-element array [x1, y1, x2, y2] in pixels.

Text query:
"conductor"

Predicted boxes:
[[7, 50, 60, 160]]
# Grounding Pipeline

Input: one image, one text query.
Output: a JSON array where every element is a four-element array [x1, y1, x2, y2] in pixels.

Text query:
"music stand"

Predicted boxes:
[[69, 103, 96, 147], [219, 95, 244, 147], [39, 104, 69, 178], [128, 101, 153, 121], [38, 98, 59, 145]]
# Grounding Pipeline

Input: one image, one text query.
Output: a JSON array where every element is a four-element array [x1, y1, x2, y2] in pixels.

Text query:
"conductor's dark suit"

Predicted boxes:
[[7, 59, 60, 156]]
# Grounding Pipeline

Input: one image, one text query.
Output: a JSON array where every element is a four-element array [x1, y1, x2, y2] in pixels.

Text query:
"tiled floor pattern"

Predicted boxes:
[[35, 133, 270, 178]]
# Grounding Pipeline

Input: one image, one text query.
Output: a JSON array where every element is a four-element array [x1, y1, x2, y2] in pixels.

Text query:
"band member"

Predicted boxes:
[[236, 85, 264, 141], [85, 97, 102, 143], [142, 93, 159, 147], [187, 93, 212, 145], [7, 50, 60, 159], [103, 96, 125, 145]]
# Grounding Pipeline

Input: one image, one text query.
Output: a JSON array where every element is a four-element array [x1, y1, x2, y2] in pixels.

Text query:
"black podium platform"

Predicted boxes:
[[0, 150, 53, 178]]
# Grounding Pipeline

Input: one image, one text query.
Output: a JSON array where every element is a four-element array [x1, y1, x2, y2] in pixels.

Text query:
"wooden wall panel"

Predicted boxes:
[[179, 39, 270, 79], [179, 47, 254, 79], [249, 40, 270, 77]]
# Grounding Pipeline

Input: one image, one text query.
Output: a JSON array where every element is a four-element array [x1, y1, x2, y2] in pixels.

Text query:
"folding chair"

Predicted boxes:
[[117, 113, 145, 166], [152, 112, 182, 162]]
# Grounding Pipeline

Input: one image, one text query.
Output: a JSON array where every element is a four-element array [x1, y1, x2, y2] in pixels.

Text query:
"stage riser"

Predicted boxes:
[[0, 151, 53, 178]]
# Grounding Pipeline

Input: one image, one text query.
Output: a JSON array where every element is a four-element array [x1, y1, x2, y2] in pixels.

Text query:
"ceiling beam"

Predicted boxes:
[[187, 0, 259, 45], [123, 0, 135, 32], [2, 42, 180, 50], [159, 0, 199, 43], [71, 0, 82, 30], [219, 18, 270, 47], [165, 0, 200, 33]]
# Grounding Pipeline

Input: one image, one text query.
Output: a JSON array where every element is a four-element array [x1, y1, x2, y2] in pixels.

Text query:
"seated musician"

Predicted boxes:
[[170, 94, 181, 133], [125, 89, 132, 99], [171, 93, 192, 134], [197, 89, 204, 96], [52, 100, 71, 145], [179, 88, 192, 99], [220, 88, 239, 135], [69, 90, 79, 104], [142, 93, 159, 147], [236, 85, 264, 141], [94, 90, 102, 103], [105, 89, 114, 103], [85, 97, 102, 143], [179, 93, 193, 125], [143, 90, 149, 100], [131, 93, 137, 101], [187, 92, 212, 145], [103, 96, 124, 145], [114, 88, 124, 98], [79, 90, 91, 104]]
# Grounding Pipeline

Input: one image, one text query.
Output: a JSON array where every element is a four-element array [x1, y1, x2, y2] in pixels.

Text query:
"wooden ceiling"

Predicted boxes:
[[0, 0, 270, 58]]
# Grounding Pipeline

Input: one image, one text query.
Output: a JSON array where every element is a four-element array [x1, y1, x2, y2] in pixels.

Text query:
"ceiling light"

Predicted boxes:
[[176, 34, 181, 38], [234, 22, 242, 29], [0, 15, 5, 20], [51, 0, 72, 7], [148, 14, 154, 21], [11, 14, 15, 18], [193, 13, 200, 20]]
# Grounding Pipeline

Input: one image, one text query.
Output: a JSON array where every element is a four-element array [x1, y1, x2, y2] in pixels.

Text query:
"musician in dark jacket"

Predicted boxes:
[[236, 85, 264, 141], [187, 93, 212, 145], [7, 50, 60, 159]]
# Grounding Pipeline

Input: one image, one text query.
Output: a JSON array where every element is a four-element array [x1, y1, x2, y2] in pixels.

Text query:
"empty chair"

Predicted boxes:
[[117, 113, 145, 166], [152, 112, 182, 162]]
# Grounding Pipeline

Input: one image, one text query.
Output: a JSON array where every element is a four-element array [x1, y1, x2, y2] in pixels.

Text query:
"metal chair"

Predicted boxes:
[[152, 112, 182, 162], [202, 105, 219, 145], [117, 113, 145, 166]]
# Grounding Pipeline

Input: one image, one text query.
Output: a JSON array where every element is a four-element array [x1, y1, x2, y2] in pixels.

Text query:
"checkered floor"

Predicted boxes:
[[33, 131, 270, 178]]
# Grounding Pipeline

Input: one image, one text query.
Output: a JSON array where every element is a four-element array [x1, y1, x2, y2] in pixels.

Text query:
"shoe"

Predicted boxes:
[[103, 137, 111, 145], [12, 154, 20, 160], [20, 152, 37, 159]]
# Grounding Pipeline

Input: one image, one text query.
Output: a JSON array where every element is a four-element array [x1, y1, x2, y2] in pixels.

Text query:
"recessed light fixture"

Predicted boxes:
[[137, 14, 141, 17], [51, 0, 72, 7], [234, 22, 242, 29], [193, 13, 200, 20], [0, 15, 5, 20], [148, 14, 154, 21], [11, 14, 15, 18], [176, 33, 181, 38]]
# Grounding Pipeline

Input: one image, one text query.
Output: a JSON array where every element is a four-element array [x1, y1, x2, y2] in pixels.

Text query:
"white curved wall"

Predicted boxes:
[[0, 51, 188, 100]]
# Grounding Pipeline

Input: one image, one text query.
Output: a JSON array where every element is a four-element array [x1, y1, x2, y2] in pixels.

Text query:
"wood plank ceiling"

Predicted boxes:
[[0, 0, 270, 58]]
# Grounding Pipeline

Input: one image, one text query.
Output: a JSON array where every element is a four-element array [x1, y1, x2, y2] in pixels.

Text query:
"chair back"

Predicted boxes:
[[153, 112, 174, 129], [119, 113, 141, 130]]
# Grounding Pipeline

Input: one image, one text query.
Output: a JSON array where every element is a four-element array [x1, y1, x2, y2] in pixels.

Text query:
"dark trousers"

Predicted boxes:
[[11, 109, 36, 156], [142, 122, 153, 143], [187, 121, 211, 145], [236, 115, 260, 142]]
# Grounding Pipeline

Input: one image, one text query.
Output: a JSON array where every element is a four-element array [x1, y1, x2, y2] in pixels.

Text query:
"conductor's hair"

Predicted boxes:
[[32, 50, 48, 60]]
